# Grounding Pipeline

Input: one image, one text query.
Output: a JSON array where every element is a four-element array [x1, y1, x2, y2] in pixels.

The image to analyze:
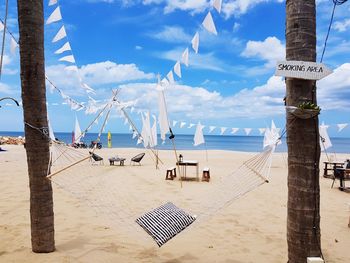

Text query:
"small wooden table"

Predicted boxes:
[[323, 161, 344, 178], [176, 160, 199, 181], [109, 157, 126, 166]]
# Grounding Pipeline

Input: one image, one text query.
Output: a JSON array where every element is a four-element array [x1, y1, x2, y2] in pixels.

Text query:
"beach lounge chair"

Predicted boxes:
[[130, 153, 145, 165], [89, 151, 104, 165]]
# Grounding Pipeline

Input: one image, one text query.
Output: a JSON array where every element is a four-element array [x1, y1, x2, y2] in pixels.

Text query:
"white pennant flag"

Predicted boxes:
[[55, 42, 71, 54], [202, 12, 217, 35], [258, 128, 266, 135], [181, 48, 189, 67], [46, 6, 62, 24], [231, 128, 239, 134], [188, 123, 195, 129], [167, 70, 175, 84], [49, 0, 58, 6], [180, 122, 186, 128], [59, 55, 75, 63], [209, 126, 216, 133], [220, 127, 227, 135], [52, 26, 67, 42], [65, 65, 78, 72], [161, 77, 169, 87], [0, 21, 4, 31], [172, 120, 178, 127], [191, 32, 199, 54], [10, 38, 18, 55], [194, 122, 205, 146], [213, 0, 222, 13], [244, 128, 252, 136], [132, 131, 138, 139], [81, 82, 95, 93], [174, 61, 182, 78], [337, 123, 348, 132]]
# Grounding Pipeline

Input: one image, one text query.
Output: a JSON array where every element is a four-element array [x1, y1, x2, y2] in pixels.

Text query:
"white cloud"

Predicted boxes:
[[45, 60, 155, 95], [149, 26, 192, 43], [334, 19, 350, 32], [0, 82, 14, 94], [135, 45, 143, 50]]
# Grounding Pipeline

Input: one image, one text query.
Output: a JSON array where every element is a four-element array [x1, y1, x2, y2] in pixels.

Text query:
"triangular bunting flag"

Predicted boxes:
[[52, 26, 67, 43], [188, 123, 195, 129], [55, 42, 71, 54], [80, 83, 95, 93], [46, 6, 62, 24], [337, 123, 348, 132], [180, 122, 186, 128], [0, 21, 4, 31], [65, 65, 78, 72], [59, 55, 75, 63], [174, 61, 182, 78], [10, 38, 18, 55], [181, 48, 189, 67], [191, 32, 199, 54], [167, 70, 175, 84], [48, 0, 58, 6], [202, 12, 217, 35], [220, 127, 227, 135], [209, 126, 216, 133], [213, 0, 222, 13], [231, 128, 239, 134], [258, 128, 266, 135], [244, 128, 252, 136], [172, 120, 178, 127]]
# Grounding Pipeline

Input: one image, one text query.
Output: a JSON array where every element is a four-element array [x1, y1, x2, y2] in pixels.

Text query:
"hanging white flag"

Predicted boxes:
[[231, 128, 239, 134], [0, 21, 4, 31], [10, 38, 18, 55], [194, 122, 205, 146], [337, 123, 348, 132], [46, 6, 62, 24], [55, 42, 71, 54], [167, 70, 175, 84], [174, 61, 182, 78], [52, 26, 67, 42], [172, 120, 178, 127], [319, 122, 332, 151], [59, 55, 75, 63], [191, 32, 199, 54], [180, 122, 186, 128], [151, 115, 158, 147], [158, 90, 170, 141], [209, 126, 216, 133], [188, 123, 195, 129], [181, 48, 189, 67], [220, 127, 227, 135], [258, 128, 266, 135], [244, 128, 252, 136], [202, 12, 217, 35], [48, 0, 58, 6], [264, 121, 282, 149], [213, 0, 222, 13]]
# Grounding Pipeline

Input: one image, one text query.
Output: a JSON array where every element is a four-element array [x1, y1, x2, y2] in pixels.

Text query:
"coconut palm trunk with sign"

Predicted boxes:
[[285, 0, 322, 262]]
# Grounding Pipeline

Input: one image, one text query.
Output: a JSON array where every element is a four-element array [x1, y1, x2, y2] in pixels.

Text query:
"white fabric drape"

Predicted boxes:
[[52, 26, 67, 42], [194, 122, 205, 146], [55, 42, 71, 54], [191, 32, 199, 54], [158, 89, 170, 141], [319, 122, 332, 151], [202, 12, 217, 35], [74, 116, 82, 143], [151, 115, 158, 147], [46, 6, 62, 25]]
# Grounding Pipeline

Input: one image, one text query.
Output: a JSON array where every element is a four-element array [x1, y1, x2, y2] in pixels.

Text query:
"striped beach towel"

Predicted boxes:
[[136, 202, 196, 247]]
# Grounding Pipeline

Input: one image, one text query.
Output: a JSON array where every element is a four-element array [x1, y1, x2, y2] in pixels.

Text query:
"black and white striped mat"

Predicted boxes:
[[136, 202, 196, 247]]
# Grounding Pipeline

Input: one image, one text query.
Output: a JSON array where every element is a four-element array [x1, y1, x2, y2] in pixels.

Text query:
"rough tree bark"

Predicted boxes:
[[286, 0, 321, 262], [17, 0, 55, 252]]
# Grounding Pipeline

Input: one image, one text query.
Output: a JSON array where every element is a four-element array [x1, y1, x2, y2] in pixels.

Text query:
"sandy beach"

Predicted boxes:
[[1, 145, 350, 262]]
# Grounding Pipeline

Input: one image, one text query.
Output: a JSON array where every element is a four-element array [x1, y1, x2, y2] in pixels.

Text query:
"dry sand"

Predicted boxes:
[[1, 145, 350, 262]]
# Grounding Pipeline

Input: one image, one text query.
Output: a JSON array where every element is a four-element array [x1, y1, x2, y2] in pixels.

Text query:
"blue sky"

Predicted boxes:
[[1, 0, 350, 137]]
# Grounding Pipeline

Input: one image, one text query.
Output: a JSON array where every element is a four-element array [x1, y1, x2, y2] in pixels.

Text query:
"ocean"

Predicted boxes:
[[1, 131, 350, 153]]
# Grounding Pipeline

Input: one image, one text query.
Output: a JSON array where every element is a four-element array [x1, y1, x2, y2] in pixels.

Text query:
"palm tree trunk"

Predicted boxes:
[[17, 0, 55, 253], [286, 0, 321, 262]]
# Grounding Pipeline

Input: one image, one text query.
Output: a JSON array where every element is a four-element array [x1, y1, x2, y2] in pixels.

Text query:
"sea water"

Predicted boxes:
[[1, 131, 350, 153]]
